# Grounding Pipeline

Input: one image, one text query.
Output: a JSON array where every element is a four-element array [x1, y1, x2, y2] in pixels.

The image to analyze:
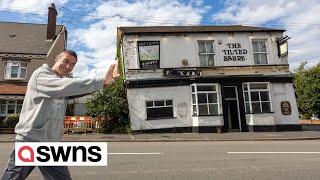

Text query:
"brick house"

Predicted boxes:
[[0, 3, 67, 120]]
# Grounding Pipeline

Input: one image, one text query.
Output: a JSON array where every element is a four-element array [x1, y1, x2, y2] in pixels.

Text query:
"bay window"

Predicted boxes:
[[4, 61, 27, 80], [0, 99, 23, 116]]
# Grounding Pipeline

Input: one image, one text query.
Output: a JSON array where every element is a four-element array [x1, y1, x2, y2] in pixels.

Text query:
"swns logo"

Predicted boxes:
[[15, 142, 108, 166]]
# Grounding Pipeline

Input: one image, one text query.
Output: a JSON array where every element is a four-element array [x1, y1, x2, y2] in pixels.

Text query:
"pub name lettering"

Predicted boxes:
[[223, 43, 247, 61]]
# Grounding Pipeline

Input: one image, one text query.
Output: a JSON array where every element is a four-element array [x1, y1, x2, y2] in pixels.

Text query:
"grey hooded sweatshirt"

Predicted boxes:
[[15, 64, 103, 142]]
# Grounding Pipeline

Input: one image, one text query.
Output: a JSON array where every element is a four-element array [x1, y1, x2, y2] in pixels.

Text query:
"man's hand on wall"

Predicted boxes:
[[104, 62, 120, 88]]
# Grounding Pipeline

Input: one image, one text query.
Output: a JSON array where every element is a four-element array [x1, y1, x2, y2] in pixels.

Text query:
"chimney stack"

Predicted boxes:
[[47, 3, 57, 40]]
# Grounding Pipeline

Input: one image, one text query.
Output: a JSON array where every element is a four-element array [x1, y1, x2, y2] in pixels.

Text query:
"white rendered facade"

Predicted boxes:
[[118, 26, 299, 132]]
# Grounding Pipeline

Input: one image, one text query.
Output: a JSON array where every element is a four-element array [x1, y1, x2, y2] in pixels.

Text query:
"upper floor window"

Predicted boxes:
[[0, 99, 23, 116], [243, 82, 272, 114], [198, 41, 214, 66], [146, 99, 173, 120], [138, 41, 160, 69], [4, 61, 27, 80], [252, 40, 267, 64], [191, 84, 221, 116]]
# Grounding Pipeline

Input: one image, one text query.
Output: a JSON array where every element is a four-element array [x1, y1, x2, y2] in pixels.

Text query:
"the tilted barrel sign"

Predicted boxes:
[[138, 41, 160, 69], [281, 101, 291, 115]]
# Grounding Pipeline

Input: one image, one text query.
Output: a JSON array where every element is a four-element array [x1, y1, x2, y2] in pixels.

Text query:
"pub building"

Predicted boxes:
[[116, 25, 300, 133]]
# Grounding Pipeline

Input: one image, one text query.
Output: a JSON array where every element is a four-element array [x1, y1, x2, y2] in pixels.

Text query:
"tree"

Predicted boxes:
[[85, 77, 130, 133], [293, 62, 320, 119]]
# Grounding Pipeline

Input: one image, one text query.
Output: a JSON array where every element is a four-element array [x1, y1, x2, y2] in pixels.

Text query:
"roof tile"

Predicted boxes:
[[0, 22, 63, 55]]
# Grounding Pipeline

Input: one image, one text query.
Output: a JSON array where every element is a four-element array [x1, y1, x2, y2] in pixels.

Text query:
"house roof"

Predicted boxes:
[[0, 22, 64, 55], [118, 25, 285, 34], [0, 84, 27, 95]]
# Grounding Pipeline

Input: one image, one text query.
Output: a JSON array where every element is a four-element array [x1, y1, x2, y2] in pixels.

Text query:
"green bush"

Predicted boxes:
[[2, 114, 19, 128], [86, 78, 130, 134], [294, 62, 320, 119]]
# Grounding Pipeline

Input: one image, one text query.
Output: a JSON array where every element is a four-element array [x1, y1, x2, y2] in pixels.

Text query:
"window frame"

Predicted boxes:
[[242, 82, 273, 114], [252, 39, 268, 65], [191, 83, 221, 116], [145, 99, 174, 120], [198, 40, 215, 67], [0, 99, 23, 116], [4, 60, 28, 80]]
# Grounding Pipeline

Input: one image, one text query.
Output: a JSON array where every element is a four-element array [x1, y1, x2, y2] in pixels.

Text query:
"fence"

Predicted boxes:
[[300, 120, 320, 131], [300, 120, 320, 124], [64, 116, 106, 134]]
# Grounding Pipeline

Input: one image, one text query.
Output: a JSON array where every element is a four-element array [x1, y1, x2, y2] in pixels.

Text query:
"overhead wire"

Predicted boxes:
[[1, 6, 320, 30]]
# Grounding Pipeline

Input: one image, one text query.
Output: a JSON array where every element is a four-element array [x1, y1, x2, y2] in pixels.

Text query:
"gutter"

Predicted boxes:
[[47, 26, 66, 57]]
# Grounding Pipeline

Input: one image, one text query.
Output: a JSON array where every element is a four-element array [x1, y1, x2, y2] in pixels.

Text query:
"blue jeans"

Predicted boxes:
[[1, 146, 72, 180]]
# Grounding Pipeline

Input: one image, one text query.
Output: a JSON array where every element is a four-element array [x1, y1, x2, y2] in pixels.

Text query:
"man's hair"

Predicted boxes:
[[56, 49, 77, 60]]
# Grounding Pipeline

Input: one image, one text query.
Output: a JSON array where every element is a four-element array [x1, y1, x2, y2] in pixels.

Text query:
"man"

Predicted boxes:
[[1, 50, 119, 180]]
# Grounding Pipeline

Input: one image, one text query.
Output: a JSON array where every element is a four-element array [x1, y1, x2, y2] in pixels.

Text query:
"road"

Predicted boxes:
[[1, 140, 320, 180]]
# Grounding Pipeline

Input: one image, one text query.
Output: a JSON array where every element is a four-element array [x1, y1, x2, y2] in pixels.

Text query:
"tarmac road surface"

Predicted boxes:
[[1, 140, 320, 180]]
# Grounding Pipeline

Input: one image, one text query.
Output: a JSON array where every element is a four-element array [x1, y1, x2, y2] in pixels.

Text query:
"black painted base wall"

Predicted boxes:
[[249, 124, 302, 132], [302, 124, 320, 131], [132, 126, 219, 134], [133, 124, 302, 134]]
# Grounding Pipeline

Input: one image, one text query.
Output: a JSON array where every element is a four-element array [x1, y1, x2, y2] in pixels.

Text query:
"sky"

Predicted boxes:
[[0, 0, 319, 77]]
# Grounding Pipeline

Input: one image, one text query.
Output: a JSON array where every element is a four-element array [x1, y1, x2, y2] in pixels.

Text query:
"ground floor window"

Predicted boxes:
[[243, 82, 272, 113], [0, 99, 23, 116], [191, 84, 221, 116], [146, 100, 173, 120]]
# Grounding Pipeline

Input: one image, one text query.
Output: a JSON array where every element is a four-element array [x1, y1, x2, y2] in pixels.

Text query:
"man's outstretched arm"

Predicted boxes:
[[36, 62, 120, 98]]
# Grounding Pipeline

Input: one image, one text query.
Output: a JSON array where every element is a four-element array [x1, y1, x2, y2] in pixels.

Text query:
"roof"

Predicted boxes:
[[118, 25, 285, 34], [0, 22, 64, 55], [0, 84, 27, 95]]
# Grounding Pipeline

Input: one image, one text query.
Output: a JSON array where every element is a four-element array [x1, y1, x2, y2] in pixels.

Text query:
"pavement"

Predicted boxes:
[[1, 131, 320, 142]]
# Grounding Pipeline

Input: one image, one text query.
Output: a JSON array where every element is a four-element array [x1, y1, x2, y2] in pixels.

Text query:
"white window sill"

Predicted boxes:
[[4, 78, 26, 80]]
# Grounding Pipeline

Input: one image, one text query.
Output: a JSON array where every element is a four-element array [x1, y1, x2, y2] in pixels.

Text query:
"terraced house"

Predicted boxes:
[[117, 25, 300, 133], [0, 3, 66, 121]]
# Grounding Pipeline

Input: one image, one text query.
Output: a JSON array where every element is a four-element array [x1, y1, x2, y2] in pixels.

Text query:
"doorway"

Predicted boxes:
[[223, 86, 241, 132]]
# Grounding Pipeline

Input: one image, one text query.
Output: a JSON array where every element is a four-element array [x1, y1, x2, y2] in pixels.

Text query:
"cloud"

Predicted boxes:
[[70, 17, 135, 77], [70, 0, 209, 77], [0, 0, 69, 13], [212, 0, 320, 70]]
